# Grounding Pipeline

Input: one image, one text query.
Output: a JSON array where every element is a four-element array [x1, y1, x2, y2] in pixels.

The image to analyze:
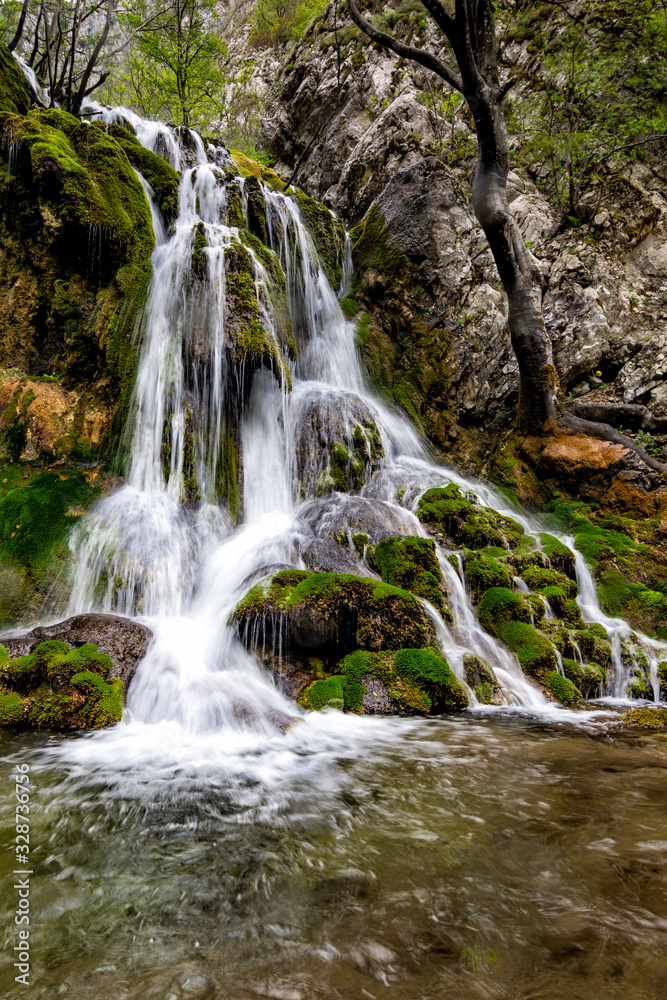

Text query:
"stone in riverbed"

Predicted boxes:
[[0, 613, 153, 690]]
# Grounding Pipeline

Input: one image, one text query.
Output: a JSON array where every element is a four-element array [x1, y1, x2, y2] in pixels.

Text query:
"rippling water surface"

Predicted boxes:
[[2, 713, 666, 999]]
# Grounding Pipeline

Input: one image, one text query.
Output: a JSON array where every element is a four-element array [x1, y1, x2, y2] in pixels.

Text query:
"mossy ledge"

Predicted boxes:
[[0, 639, 123, 729], [232, 569, 437, 671]]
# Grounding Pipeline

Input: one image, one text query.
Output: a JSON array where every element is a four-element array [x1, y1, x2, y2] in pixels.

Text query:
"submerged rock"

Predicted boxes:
[[1, 613, 153, 690], [0, 638, 124, 728]]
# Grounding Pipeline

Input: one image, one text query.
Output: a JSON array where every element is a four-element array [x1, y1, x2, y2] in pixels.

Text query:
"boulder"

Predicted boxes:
[[1, 613, 153, 691]]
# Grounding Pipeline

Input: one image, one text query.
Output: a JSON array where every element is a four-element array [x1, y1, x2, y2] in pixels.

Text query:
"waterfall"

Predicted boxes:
[[50, 104, 665, 738]]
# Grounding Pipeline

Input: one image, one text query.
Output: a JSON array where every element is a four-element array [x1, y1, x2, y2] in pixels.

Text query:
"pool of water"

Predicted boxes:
[[1, 711, 666, 999]]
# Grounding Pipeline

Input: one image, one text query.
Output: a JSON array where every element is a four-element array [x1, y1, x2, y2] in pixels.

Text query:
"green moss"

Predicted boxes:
[[417, 484, 525, 550], [521, 565, 578, 599], [545, 671, 582, 704], [561, 657, 605, 697], [0, 41, 33, 115], [477, 587, 531, 635], [0, 639, 122, 729], [336, 646, 468, 714], [350, 204, 405, 285], [658, 661, 667, 697], [230, 150, 285, 190], [191, 221, 208, 280], [292, 189, 346, 287], [214, 420, 239, 519], [0, 690, 25, 724], [340, 293, 359, 318], [494, 619, 558, 681], [538, 533, 576, 577], [465, 551, 513, 598], [0, 473, 98, 573], [100, 122, 180, 222], [370, 535, 445, 613], [227, 185, 244, 228], [622, 707, 667, 728], [245, 176, 268, 246], [299, 675, 345, 710]]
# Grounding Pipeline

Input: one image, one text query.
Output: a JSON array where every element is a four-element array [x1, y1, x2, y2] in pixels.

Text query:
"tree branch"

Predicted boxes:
[[346, 0, 464, 93]]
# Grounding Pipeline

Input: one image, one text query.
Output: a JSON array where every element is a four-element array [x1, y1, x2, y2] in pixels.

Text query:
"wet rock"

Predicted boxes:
[[0, 638, 124, 728], [232, 569, 436, 671], [463, 653, 502, 705], [299, 538, 364, 574], [291, 386, 383, 498], [299, 647, 469, 715], [1, 613, 153, 691], [298, 493, 419, 545]]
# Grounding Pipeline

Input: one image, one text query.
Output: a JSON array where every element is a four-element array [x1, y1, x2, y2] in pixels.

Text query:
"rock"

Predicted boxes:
[[291, 385, 383, 498], [299, 647, 469, 715], [0, 638, 124, 728], [298, 492, 419, 545], [463, 653, 502, 705], [232, 569, 436, 671], [1, 613, 153, 691]]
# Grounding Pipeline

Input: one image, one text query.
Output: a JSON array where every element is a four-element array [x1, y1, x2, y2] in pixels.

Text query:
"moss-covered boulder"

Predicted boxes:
[[477, 588, 558, 683], [417, 484, 525, 551], [292, 387, 383, 498], [368, 535, 445, 613], [0, 42, 33, 115], [463, 653, 502, 704], [0, 107, 156, 432], [0, 639, 123, 728], [232, 569, 437, 671], [561, 658, 605, 698], [299, 647, 468, 715], [621, 707, 667, 728], [224, 238, 294, 393], [464, 550, 513, 599], [544, 671, 582, 705]]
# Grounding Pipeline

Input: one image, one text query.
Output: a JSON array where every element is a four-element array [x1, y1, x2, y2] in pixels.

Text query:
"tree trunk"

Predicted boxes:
[[469, 94, 558, 432]]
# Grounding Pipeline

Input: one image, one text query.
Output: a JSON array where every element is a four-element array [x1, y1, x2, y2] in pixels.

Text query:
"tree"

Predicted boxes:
[[346, 0, 667, 473], [119, 0, 227, 128]]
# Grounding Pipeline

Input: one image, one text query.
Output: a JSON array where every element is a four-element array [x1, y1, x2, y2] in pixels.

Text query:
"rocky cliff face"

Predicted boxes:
[[259, 3, 667, 474]]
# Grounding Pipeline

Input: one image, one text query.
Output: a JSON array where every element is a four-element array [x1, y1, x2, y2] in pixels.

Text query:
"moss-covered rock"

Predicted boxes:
[[224, 238, 293, 393], [463, 652, 501, 704], [464, 550, 513, 599], [417, 484, 525, 550], [545, 670, 582, 705], [369, 535, 446, 613], [292, 189, 346, 287], [299, 646, 468, 715], [232, 569, 437, 670], [561, 657, 605, 697], [0, 639, 123, 729], [477, 587, 532, 634], [0, 107, 156, 437], [0, 42, 33, 115], [100, 122, 180, 223], [621, 707, 667, 728]]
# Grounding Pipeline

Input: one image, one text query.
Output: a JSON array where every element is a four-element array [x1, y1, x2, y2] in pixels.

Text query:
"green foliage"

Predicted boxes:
[[113, 0, 228, 128], [507, 2, 667, 216], [250, 0, 329, 46]]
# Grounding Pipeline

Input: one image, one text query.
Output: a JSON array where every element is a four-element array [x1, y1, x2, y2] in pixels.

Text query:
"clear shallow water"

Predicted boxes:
[[2, 715, 666, 999]]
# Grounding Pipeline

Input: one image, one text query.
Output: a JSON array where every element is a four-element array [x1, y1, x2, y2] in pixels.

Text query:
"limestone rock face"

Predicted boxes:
[[1, 613, 153, 691]]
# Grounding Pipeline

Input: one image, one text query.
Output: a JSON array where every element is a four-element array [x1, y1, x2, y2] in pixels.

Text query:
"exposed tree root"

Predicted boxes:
[[566, 401, 666, 432]]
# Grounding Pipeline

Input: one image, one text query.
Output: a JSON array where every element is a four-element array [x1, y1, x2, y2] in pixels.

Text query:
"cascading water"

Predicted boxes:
[[57, 102, 666, 742]]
